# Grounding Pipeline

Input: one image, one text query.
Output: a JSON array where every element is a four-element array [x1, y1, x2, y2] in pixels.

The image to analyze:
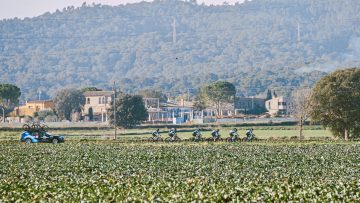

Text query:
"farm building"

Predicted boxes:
[[9, 100, 54, 117], [265, 96, 292, 115], [234, 97, 266, 115], [83, 91, 113, 122], [144, 98, 194, 124]]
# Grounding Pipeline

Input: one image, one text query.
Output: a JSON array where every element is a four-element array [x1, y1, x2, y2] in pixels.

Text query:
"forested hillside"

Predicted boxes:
[[0, 0, 359, 99]]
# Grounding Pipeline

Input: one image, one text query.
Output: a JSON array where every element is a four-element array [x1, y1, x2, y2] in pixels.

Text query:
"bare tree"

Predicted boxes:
[[290, 88, 312, 139]]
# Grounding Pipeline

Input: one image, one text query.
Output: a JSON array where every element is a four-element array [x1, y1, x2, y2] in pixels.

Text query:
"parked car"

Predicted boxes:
[[20, 131, 65, 144]]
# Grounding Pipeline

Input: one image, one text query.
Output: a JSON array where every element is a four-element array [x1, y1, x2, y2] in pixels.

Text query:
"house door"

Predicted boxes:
[[88, 107, 93, 121]]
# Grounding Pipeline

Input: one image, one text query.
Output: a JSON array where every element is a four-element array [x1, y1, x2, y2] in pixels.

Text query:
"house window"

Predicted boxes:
[[99, 97, 101, 104], [102, 97, 105, 104], [105, 97, 108, 104], [87, 98, 90, 104]]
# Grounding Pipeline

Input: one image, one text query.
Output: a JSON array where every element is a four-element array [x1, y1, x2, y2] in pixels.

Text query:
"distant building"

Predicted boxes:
[[145, 98, 194, 124], [83, 91, 113, 122], [9, 100, 54, 117], [199, 97, 266, 117], [265, 97, 292, 115], [235, 97, 266, 115]]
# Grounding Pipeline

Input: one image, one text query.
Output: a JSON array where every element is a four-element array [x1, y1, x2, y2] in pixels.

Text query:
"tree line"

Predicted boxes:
[[1, 68, 360, 139]]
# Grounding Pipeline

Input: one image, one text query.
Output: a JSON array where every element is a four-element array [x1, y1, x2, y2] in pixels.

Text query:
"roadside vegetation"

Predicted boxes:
[[0, 125, 332, 142]]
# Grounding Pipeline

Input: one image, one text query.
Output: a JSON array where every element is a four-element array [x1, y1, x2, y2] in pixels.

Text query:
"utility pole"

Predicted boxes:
[[1, 106, 4, 123], [187, 88, 190, 101], [233, 92, 236, 117], [172, 17, 176, 44], [297, 22, 301, 45], [251, 96, 254, 114], [113, 81, 117, 140]]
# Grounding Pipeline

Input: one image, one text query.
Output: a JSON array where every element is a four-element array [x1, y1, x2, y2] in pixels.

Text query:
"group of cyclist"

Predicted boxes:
[[150, 127, 256, 142], [151, 128, 179, 142]]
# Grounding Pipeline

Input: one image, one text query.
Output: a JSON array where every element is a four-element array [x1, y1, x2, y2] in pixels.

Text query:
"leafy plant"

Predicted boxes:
[[0, 142, 358, 202]]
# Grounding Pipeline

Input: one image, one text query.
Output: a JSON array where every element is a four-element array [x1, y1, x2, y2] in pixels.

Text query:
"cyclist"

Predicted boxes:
[[192, 129, 202, 140], [168, 128, 177, 137], [152, 129, 160, 138], [211, 129, 220, 140], [245, 128, 254, 141], [229, 128, 239, 141]]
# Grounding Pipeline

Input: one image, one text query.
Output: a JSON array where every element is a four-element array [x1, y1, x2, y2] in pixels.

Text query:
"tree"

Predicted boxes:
[[0, 84, 21, 108], [266, 89, 272, 100], [34, 110, 56, 121], [108, 94, 148, 128], [137, 89, 167, 102], [193, 95, 206, 111], [2, 0, 352, 99], [273, 90, 278, 98], [53, 89, 85, 120], [198, 81, 236, 116], [81, 87, 102, 92], [309, 68, 360, 140], [289, 88, 312, 139]]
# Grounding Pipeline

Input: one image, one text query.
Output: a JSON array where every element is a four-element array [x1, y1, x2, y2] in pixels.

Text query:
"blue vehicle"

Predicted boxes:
[[20, 131, 64, 144], [20, 123, 64, 144]]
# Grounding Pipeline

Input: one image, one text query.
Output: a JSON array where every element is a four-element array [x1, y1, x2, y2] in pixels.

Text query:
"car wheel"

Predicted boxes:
[[25, 138, 32, 144], [52, 139, 59, 144]]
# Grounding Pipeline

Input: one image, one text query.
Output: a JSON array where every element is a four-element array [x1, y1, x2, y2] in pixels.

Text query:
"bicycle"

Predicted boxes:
[[243, 129, 257, 142], [165, 130, 181, 142], [148, 131, 163, 142], [226, 133, 240, 142], [191, 130, 204, 142], [206, 130, 223, 142]]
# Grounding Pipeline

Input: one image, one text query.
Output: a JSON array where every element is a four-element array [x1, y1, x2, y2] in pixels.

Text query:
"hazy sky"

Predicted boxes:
[[0, 0, 243, 19]]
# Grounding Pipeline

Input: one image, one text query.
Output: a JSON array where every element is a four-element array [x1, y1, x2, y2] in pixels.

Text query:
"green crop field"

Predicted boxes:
[[0, 142, 359, 202]]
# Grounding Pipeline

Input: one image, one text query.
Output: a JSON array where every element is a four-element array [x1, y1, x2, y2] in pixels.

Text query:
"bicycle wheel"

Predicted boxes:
[[22, 124, 31, 132], [251, 134, 257, 142], [40, 125, 49, 132], [148, 137, 154, 142], [215, 137, 223, 142], [206, 137, 215, 142], [31, 124, 41, 132], [194, 137, 203, 142]]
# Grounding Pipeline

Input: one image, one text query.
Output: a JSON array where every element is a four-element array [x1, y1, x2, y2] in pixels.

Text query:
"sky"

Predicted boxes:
[[0, 0, 243, 19]]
